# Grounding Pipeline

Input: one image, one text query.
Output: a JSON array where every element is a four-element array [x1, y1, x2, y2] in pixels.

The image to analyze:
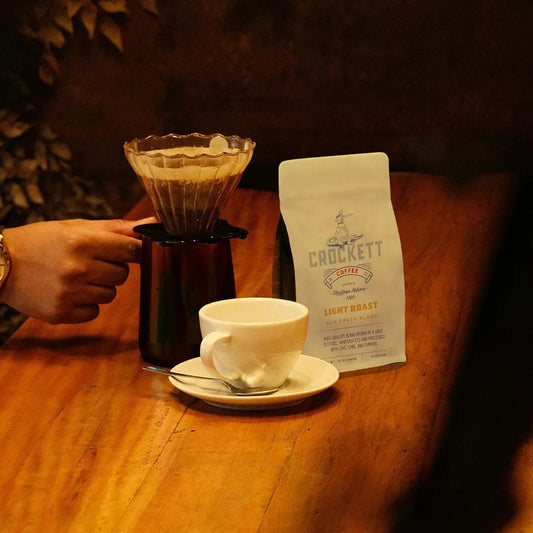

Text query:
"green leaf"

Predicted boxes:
[[81, 2, 98, 38], [139, 0, 159, 15], [50, 141, 72, 160], [99, 14, 124, 51], [98, 0, 128, 14], [25, 183, 45, 205], [67, 0, 88, 18], [52, 4, 74, 34], [10, 183, 29, 208], [140, 0, 158, 15], [17, 159, 39, 180], [49, 156, 61, 173], [17, 23, 39, 40], [39, 123, 58, 141], [42, 48, 61, 74], [38, 20, 67, 48], [39, 61, 56, 85], [0, 120, 31, 138], [1, 152, 15, 174], [34, 140, 48, 170]]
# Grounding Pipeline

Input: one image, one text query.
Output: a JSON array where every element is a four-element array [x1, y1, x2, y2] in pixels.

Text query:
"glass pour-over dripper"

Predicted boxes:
[[124, 133, 255, 235]]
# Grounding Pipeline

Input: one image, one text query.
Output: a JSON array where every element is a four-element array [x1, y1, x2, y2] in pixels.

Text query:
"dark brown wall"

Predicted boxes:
[[42, 0, 532, 206]]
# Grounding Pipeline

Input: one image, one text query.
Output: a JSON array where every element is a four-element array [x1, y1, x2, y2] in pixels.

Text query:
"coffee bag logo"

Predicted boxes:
[[326, 210, 362, 247], [323, 210, 374, 291], [306, 209, 382, 294], [324, 264, 373, 289]]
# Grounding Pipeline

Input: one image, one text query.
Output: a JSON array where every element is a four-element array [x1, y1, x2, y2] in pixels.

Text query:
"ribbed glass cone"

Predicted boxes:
[[124, 133, 255, 235]]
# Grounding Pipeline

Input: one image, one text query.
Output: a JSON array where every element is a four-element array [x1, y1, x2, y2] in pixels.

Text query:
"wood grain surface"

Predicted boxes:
[[1, 175, 528, 532]]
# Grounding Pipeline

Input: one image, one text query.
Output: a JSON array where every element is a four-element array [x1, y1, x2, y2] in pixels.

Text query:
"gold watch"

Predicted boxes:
[[0, 232, 12, 290]]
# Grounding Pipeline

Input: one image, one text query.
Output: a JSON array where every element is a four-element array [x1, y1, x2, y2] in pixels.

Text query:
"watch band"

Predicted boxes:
[[0, 232, 12, 290]]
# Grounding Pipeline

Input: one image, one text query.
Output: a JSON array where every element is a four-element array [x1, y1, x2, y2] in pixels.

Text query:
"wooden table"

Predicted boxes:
[[0, 174, 529, 532]]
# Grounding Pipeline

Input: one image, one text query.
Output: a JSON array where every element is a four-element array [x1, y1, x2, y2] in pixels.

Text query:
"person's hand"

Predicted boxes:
[[0, 217, 155, 324]]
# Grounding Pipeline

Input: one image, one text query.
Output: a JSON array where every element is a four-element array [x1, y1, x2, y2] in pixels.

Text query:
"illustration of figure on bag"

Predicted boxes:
[[327, 210, 363, 247]]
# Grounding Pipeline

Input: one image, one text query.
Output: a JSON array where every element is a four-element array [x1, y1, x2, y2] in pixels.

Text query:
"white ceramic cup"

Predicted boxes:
[[199, 297, 309, 392]]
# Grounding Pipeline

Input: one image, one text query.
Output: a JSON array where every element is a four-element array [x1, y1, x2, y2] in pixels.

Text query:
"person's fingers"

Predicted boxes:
[[84, 261, 130, 286], [68, 284, 117, 305], [0, 218, 152, 325], [61, 219, 150, 263], [50, 304, 101, 324], [111, 217, 158, 238], [100, 237, 141, 263], [85, 232, 142, 264], [87, 217, 157, 238], [68, 304, 101, 323]]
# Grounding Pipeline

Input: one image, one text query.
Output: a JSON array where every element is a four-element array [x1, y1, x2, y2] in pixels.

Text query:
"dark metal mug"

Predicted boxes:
[[135, 222, 247, 367]]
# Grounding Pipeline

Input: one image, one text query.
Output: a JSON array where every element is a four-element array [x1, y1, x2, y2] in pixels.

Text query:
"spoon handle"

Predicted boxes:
[[143, 366, 220, 382], [143, 365, 280, 396]]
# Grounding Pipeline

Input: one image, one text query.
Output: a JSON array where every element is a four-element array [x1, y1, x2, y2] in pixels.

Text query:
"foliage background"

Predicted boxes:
[[0, 0, 158, 343]]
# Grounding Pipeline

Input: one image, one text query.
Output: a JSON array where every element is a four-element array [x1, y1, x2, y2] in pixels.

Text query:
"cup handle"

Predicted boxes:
[[200, 331, 236, 379]]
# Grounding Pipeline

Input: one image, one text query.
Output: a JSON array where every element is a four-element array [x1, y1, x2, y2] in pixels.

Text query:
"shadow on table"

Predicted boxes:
[[1, 335, 139, 357], [391, 175, 533, 532], [172, 386, 339, 417]]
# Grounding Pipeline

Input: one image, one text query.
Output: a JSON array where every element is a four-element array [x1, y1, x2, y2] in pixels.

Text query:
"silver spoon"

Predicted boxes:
[[143, 366, 280, 396]]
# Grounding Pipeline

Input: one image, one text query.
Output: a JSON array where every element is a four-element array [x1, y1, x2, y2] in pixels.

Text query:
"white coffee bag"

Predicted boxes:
[[279, 153, 406, 372]]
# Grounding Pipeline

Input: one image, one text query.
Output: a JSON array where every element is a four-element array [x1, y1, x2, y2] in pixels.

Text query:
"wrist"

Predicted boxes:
[[0, 230, 12, 295]]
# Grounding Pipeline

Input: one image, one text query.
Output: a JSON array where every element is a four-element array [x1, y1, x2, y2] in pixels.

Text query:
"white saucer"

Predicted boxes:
[[169, 355, 339, 410]]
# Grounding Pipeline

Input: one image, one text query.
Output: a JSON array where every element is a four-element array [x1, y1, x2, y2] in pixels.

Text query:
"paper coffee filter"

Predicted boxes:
[[124, 133, 255, 235]]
